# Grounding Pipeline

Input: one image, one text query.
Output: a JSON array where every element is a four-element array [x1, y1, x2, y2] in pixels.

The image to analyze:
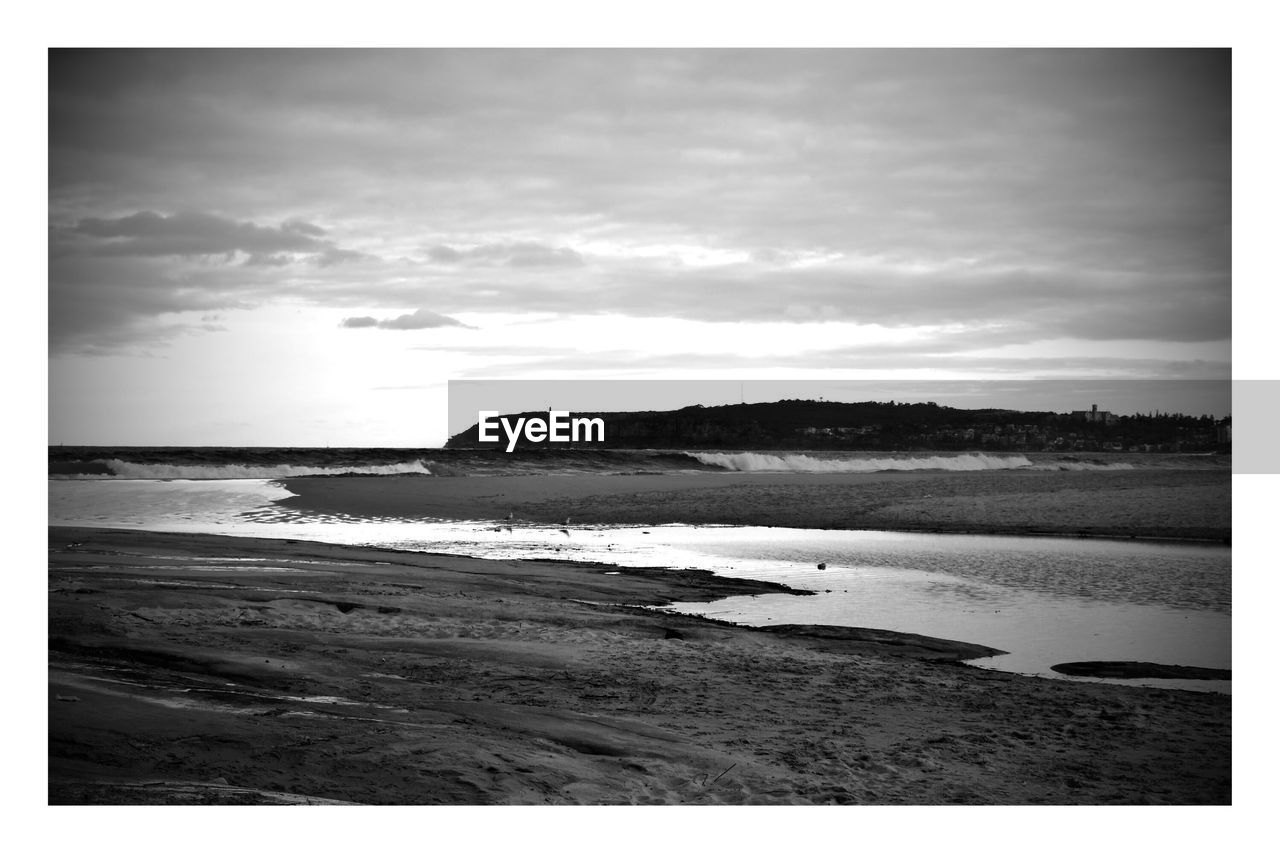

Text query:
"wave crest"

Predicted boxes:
[[54, 459, 435, 480], [686, 452, 1036, 473]]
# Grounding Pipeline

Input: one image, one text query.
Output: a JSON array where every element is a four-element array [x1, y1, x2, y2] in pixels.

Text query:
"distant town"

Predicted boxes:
[[446, 399, 1232, 453], [785, 402, 1230, 454]]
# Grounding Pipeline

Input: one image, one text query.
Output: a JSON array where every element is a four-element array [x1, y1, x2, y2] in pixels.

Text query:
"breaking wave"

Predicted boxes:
[[48, 448, 1152, 479], [687, 452, 1037, 473], [52, 459, 435, 480]]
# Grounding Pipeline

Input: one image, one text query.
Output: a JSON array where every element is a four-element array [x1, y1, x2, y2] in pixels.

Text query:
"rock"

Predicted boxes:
[[1050, 661, 1231, 680]]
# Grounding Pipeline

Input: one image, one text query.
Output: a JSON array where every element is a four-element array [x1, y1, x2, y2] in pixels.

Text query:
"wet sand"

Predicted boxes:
[[49, 526, 1230, 805], [279, 467, 1231, 541]]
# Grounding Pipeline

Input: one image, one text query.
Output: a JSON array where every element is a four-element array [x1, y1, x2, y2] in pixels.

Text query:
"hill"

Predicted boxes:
[[445, 398, 1225, 453]]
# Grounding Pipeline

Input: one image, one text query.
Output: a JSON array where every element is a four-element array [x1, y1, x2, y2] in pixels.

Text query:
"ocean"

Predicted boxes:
[[48, 447, 1231, 693], [48, 445, 1231, 480]]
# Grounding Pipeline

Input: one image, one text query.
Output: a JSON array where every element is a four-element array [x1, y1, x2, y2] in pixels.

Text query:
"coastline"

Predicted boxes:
[[277, 467, 1231, 542], [49, 525, 1230, 805]]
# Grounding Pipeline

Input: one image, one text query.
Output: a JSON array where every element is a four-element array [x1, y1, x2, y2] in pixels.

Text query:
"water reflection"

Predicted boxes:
[[49, 478, 1231, 692]]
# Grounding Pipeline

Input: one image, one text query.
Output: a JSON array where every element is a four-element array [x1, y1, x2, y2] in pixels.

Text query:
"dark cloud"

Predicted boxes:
[[74, 211, 334, 258], [242, 253, 293, 267], [424, 242, 584, 268], [48, 255, 249, 355], [378, 309, 472, 330], [282, 219, 327, 238], [341, 308, 472, 330], [49, 209, 389, 351], [426, 245, 463, 263], [316, 247, 374, 267]]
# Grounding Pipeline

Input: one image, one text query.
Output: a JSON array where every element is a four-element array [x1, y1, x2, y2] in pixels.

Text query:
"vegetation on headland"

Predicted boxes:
[[445, 399, 1232, 453]]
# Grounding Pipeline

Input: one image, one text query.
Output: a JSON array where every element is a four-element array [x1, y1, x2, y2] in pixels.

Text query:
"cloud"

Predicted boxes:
[[340, 308, 472, 330], [48, 254, 254, 354], [376, 308, 473, 330], [49, 209, 390, 352], [424, 242, 584, 268], [316, 247, 373, 267], [398, 259, 1228, 343], [446, 346, 1229, 382], [425, 245, 463, 263], [282, 218, 327, 238], [74, 210, 335, 259]]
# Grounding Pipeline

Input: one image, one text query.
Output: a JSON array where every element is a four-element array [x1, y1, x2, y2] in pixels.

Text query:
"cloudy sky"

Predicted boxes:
[[48, 49, 1231, 446]]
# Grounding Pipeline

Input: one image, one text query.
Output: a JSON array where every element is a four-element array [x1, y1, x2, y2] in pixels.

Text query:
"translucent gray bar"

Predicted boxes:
[[1232, 379, 1277, 474], [446, 378, 1254, 466]]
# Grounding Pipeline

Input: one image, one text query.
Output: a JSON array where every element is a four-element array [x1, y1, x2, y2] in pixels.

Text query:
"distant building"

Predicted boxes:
[[1071, 403, 1116, 426], [1217, 422, 1232, 443]]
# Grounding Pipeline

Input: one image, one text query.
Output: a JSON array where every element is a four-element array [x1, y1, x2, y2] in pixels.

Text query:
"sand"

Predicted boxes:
[[278, 467, 1231, 541], [49, 524, 1230, 805]]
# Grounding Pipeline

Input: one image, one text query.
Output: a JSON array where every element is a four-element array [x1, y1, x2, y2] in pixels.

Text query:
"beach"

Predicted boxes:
[[49, 471, 1231, 804]]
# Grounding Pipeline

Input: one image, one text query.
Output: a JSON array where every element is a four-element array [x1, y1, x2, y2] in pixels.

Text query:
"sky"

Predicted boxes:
[[48, 48, 1232, 446]]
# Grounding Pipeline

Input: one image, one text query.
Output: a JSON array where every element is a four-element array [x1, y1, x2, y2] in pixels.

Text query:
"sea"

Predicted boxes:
[[48, 447, 1232, 693]]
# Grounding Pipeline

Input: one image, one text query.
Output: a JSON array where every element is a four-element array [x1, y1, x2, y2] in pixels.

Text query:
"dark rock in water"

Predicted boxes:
[[1051, 661, 1231, 680]]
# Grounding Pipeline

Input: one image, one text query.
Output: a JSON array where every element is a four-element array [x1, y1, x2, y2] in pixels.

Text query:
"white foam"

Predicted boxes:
[[56, 459, 435, 480], [688, 451, 1036, 473]]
